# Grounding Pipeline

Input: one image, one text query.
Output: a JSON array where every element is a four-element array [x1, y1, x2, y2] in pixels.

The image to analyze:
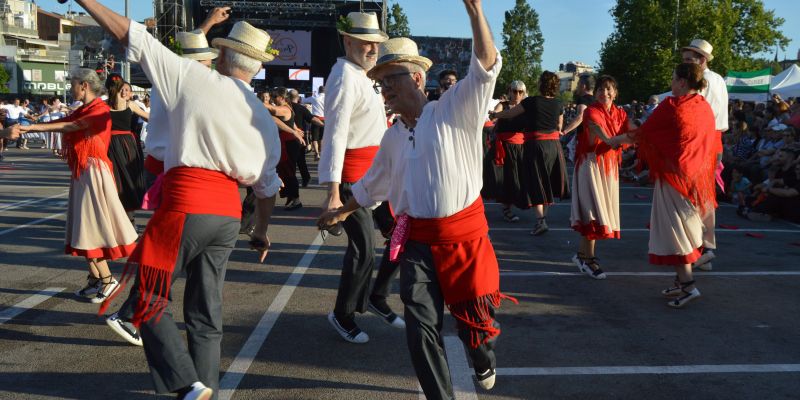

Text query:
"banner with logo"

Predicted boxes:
[[725, 68, 771, 94], [266, 30, 311, 67]]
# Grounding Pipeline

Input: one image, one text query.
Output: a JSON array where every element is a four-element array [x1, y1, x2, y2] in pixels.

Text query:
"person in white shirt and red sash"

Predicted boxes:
[[76, 2, 282, 399], [320, 11, 405, 344], [319, 1, 515, 396]]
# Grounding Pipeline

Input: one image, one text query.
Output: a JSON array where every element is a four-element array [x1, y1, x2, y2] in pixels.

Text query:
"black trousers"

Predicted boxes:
[[333, 183, 400, 316], [400, 240, 497, 400], [295, 143, 310, 185], [278, 139, 302, 199], [119, 214, 239, 400]]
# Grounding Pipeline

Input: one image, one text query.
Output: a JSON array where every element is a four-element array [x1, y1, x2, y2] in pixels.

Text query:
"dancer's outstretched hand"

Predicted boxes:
[[249, 234, 271, 263]]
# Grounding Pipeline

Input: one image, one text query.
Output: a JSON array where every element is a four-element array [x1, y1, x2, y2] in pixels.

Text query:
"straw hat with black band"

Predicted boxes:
[[367, 37, 432, 80], [681, 39, 714, 62], [211, 21, 276, 63], [338, 12, 389, 43], [176, 30, 218, 61]]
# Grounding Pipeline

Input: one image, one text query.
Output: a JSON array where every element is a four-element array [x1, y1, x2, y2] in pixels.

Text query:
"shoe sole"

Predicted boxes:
[[187, 388, 213, 400], [106, 318, 143, 346], [91, 281, 120, 304], [667, 292, 701, 308], [327, 313, 369, 344], [477, 371, 496, 390]]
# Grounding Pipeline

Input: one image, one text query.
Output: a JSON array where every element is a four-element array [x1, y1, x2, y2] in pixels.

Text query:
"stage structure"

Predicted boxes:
[[153, 0, 188, 43], [179, 0, 387, 93]]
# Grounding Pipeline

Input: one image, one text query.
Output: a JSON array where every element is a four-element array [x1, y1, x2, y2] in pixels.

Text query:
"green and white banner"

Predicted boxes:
[[725, 68, 771, 94]]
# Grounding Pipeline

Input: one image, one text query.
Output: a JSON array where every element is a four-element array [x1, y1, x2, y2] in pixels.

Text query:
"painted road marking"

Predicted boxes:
[[0, 287, 65, 325], [443, 336, 478, 400], [0, 212, 65, 237], [0, 191, 67, 213]]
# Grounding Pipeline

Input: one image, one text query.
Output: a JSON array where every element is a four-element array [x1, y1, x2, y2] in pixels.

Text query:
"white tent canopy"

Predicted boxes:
[[770, 64, 800, 99]]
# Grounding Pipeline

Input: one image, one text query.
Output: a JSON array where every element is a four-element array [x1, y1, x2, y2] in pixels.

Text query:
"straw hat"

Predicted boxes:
[[337, 12, 389, 43], [681, 39, 714, 61], [212, 21, 276, 63], [176, 30, 218, 61], [367, 38, 432, 80]]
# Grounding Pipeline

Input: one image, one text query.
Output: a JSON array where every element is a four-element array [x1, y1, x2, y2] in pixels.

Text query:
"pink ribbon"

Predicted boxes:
[[141, 173, 165, 210], [715, 161, 725, 193], [389, 214, 410, 262]]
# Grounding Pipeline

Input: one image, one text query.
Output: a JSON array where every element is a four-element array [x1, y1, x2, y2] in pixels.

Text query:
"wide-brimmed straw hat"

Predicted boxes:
[[212, 21, 275, 63], [176, 30, 218, 61], [337, 12, 389, 43], [681, 39, 714, 61], [367, 37, 432, 80]]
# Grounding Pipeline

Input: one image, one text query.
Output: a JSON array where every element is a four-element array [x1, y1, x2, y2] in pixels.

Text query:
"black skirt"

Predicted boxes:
[[521, 139, 569, 206], [107, 133, 146, 211]]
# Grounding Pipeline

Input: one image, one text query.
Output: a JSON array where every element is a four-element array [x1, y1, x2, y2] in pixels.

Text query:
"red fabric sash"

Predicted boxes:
[[341, 146, 379, 183], [483, 120, 495, 128], [408, 198, 517, 348], [60, 98, 112, 179], [636, 94, 718, 214], [99, 167, 241, 326], [575, 103, 629, 176], [523, 131, 560, 141], [110, 129, 134, 137], [494, 132, 524, 165], [144, 154, 164, 175]]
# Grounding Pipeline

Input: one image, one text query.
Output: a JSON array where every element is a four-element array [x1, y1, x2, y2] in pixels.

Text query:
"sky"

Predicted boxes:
[[35, 0, 800, 71]]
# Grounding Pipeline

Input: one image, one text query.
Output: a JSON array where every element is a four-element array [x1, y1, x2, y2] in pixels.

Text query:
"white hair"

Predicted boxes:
[[69, 68, 104, 95], [398, 62, 427, 90], [223, 49, 263, 77]]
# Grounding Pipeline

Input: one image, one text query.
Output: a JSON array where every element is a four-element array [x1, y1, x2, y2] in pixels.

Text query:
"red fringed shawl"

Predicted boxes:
[[99, 167, 241, 326], [575, 102, 630, 175], [408, 198, 517, 348], [60, 98, 112, 178], [636, 94, 718, 213]]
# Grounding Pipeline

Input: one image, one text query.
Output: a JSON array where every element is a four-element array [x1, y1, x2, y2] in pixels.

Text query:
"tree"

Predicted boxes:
[[599, 0, 789, 102], [386, 2, 410, 38], [498, 0, 544, 96], [0, 66, 9, 94]]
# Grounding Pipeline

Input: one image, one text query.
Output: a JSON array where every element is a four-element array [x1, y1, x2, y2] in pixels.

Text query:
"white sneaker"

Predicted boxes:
[[667, 288, 701, 308], [692, 250, 715, 270], [476, 368, 496, 390], [91, 279, 120, 304], [75, 278, 102, 299], [181, 382, 213, 400], [327, 312, 369, 344], [106, 312, 143, 346]]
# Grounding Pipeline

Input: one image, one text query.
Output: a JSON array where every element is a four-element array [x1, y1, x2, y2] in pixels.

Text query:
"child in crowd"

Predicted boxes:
[[731, 167, 752, 216]]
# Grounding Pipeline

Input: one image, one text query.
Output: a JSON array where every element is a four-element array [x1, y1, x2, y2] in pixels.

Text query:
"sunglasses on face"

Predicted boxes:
[[373, 72, 413, 94]]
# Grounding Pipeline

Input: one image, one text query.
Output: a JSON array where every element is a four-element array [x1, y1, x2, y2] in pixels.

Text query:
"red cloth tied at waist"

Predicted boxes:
[[144, 154, 164, 175], [110, 129, 135, 138], [341, 146, 379, 183], [494, 132, 525, 165], [391, 198, 518, 348], [523, 130, 561, 141], [483, 120, 495, 128], [99, 167, 241, 326], [278, 130, 298, 162]]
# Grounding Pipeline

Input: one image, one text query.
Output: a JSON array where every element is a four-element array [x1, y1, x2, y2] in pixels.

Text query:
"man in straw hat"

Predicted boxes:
[[320, 10, 406, 344], [103, 7, 230, 349], [681, 38, 729, 272], [75, 1, 281, 399], [319, 0, 515, 395]]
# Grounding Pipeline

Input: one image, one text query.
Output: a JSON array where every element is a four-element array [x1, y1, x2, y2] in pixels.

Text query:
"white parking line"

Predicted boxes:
[[218, 232, 324, 400], [443, 336, 478, 400], [501, 271, 800, 277], [490, 227, 800, 233], [0, 191, 67, 213], [497, 364, 800, 376], [0, 287, 65, 325], [0, 212, 65, 237]]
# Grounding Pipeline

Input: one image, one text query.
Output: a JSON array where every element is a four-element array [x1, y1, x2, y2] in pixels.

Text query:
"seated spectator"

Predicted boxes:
[[730, 167, 752, 215], [745, 148, 800, 222], [787, 102, 800, 130]]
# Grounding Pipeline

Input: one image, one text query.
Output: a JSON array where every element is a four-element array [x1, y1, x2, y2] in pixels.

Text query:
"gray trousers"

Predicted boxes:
[[400, 240, 497, 400], [334, 183, 399, 316], [119, 214, 238, 399]]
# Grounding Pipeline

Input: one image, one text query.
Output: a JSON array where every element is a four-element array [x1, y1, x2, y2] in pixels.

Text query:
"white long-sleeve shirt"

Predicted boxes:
[[127, 21, 281, 199], [318, 58, 387, 184], [302, 93, 325, 117], [352, 50, 502, 218], [143, 90, 167, 161], [700, 68, 729, 132]]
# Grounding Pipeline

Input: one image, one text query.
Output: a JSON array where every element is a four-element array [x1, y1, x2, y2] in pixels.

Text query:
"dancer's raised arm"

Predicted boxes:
[[464, 0, 496, 70], [75, 1, 130, 44]]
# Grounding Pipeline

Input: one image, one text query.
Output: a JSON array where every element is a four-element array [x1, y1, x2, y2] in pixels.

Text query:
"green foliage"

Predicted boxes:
[[557, 90, 574, 104], [336, 16, 353, 33], [599, 0, 789, 103], [498, 0, 544, 96], [167, 36, 183, 56], [386, 3, 411, 37], [0, 66, 10, 94]]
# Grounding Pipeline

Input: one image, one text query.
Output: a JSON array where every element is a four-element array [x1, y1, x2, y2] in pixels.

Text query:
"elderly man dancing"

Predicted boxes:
[[320, 1, 515, 397], [76, 1, 281, 400]]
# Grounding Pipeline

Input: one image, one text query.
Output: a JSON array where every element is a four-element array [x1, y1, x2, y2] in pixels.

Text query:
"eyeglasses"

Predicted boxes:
[[373, 72, 413, 94], [510, 90, 525, 94]]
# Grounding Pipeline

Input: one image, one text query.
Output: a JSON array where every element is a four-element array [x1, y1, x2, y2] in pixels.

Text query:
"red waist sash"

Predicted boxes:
[[403, 198, 517, 348], [100, 167, 241, 325], [341, 146, 379, 183], [144, 154, 164, 175], [494, 132, 525, 165], [110, 129, 135, 138], [524, 131, 561, 141]]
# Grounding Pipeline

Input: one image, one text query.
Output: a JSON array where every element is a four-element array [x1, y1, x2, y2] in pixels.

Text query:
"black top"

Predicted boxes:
[[110, 108, 133, 131], [576, 94, 595, 107], [494, 101, 527, 133], [276, 105, 295, 130], [520, 96, 563, 132], [291, 102, 313, 131]]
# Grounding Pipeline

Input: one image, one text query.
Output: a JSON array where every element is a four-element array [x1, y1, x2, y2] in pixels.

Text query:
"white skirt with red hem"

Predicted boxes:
[[65, 157, 138, 261], [648, 180, 704, 265], [570, 154, 620, 240]]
